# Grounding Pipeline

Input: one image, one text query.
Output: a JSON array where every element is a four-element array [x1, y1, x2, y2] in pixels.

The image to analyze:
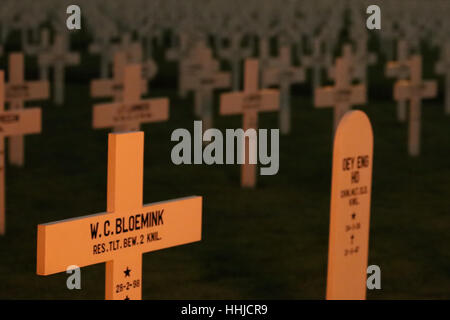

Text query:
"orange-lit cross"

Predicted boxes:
[[0, 71, 42, 235], [90, 52, 147, 103], [93, 64, 168, 132], [5, 52, 49, 166], [37, 131, 202, 300], [38, 34, 80, 105]]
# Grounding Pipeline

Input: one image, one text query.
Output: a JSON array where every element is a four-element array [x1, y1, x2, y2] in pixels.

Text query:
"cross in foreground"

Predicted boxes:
[[37, 131, 202, 299], [327, 110, 374, 300]]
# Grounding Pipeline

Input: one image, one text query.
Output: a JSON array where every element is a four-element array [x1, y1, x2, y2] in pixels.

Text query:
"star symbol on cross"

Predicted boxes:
[[124, 267, 131, 277]]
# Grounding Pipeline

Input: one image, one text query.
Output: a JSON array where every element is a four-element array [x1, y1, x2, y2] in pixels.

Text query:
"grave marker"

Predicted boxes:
[[303, 37, 332, 96], [217, 34, 253, 91], [179, 43, 222, 116], [91, 52, 147, 103], [23, 29, 51, 80], [263, 46, 305, 134], [326, 110, 373, 300], [37, 131, 202, 299], [328, 44, 376, 86], [89, 37, 117, 80], [315, 57, 367, 134], [5, 53, 49, 166], [386, 40, 410, 122], [394, 55, 437, 156], [353, 34, 377, 85], [166, 32, 194, 97], [183, 45, 230, 131], [220, 59, 279, 188], [0, 71, 42, 235], [93, 64, 169, 132], [38, 34, 80, 105]]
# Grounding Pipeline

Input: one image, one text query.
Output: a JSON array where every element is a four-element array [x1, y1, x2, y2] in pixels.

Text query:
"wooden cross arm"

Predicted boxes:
[[38, 53, 80, 66], [0, 108, 41, 136], [385, 62, 410, 79], [5, 81, 49, 101], [351, 85, 367, 105], [66, 53, 81, 65], [165, 49, 180, 61], [315, 87, 335, 107], [37, 196, 202, 275], [357, 53, 377, 65], [262, 69, 278, 88], [90, 79, 148, 98], [220, 90, 280, 115], [184, 72, 231, 91], [218, 47, 253, 60], [203, 72, 231, 89], [92, 98, 169, 128], [327, 61, 337, 78], [394, 80, 438, 100], [303, 55, 331, 68], [435, 61, 449, 75], [263, 67, 305, 87], [315, 85, 366, 108], [180, 60, 220, 79], [142, 60, 159, 79], [88, 43, 101, 54]]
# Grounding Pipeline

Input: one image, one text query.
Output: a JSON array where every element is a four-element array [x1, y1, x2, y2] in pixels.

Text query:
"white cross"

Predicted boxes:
[[38, 34, 80, 105], [220, 59, 280, 188], [91, 52, 148, 103], [303, 37, 332, 96], [263, 46, 305, 134], [315, 55, 367, 134], [180, 42, 221, 116], [183, 44, 231, 131], [23, 28, 51, 80], [394, 55, 437, 156], [217, 34, 253, 91]]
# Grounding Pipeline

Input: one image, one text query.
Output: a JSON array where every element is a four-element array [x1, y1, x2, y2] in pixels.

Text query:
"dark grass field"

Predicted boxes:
[[0, 31, 449, 299]]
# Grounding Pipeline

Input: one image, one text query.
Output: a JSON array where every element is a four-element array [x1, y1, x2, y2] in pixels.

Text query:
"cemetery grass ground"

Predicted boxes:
[[1, 47, 450, 299]]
